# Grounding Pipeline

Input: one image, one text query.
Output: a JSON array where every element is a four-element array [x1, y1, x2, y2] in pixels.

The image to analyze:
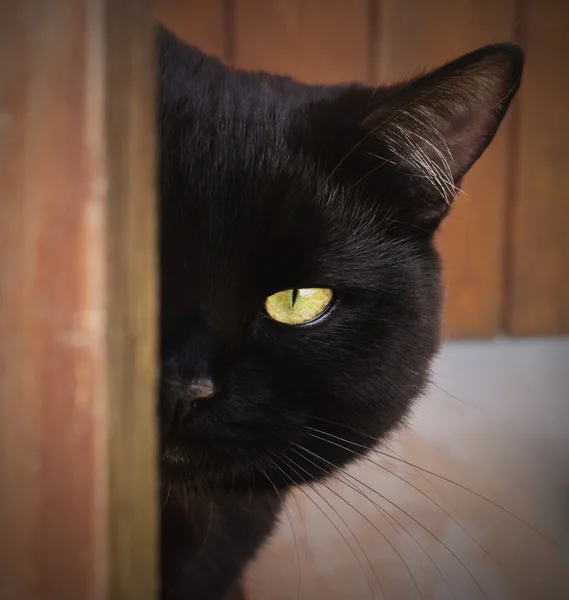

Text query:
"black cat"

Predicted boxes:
[[157, 25, 523, 600]]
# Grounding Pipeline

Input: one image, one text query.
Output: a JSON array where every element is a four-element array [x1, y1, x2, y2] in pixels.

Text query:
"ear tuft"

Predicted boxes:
[[362, 44, 524, 212]]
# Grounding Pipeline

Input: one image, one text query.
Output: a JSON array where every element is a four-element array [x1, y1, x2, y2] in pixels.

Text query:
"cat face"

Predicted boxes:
[[157, 27, 523, 493]]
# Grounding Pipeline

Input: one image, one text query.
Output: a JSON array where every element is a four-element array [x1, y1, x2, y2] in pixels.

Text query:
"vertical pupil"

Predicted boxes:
[[291, 288, 299, 307]]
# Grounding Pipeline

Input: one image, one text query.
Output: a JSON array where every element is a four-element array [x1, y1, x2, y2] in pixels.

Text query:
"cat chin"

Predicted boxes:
[[161, 444, 208, 478], [160, 443, 316, 497], [160, 465, 284, 502], [160, 443, 257, 492]]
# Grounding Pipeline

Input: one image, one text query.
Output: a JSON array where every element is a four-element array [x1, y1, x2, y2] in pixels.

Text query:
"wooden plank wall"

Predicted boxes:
[[0, 2, 158, 599], [506, 0, 569, 335], [105, 3, 159, 599], [156, 0, 569, 338]]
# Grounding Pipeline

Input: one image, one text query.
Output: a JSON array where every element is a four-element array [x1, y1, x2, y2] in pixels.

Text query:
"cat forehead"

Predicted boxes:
[[160, 162, 387, 308], [160, 102, 373, 252], [158, 62, 394, 297]]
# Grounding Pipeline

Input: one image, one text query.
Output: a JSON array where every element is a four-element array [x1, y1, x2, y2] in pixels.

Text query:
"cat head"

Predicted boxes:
[[157, 26, 523, 494]]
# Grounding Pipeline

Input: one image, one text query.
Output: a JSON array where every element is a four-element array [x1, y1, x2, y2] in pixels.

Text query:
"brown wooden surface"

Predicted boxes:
[[106, 2, 159, 599], [233, 0, 369, 83], [506, 0, 569, 335], [0, 2, 158, 599], [157, 0, 229, 60], [374, 0, 516, 338]]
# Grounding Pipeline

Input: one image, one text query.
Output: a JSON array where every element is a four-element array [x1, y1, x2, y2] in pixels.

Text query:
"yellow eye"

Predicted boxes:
[[265, 288, 333, 325]]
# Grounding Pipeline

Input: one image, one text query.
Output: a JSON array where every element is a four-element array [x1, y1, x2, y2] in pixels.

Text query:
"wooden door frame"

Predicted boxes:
[[0, 2, 158, 599]]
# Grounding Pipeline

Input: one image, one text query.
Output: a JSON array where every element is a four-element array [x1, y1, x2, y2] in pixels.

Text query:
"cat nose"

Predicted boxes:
[[185, 378, 216, 408], [159, 376, 218, 436]]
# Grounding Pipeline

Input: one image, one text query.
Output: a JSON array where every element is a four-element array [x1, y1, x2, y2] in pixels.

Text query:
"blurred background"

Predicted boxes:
[[156, 2, 569, 598]]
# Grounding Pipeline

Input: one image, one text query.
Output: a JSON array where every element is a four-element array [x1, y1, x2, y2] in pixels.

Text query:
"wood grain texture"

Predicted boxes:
[[233, 0, 370, 83], [0, 3, 107, 598], [506, 0, 569, 335], [374, 0, 516, 338], [0, 2, 158, 599], [156, 0, 229, 59], [105, 2, 159, 599]]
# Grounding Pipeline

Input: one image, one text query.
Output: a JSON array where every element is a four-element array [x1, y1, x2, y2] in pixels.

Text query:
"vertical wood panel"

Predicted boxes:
[[0, 2, 157, 599], [374, 0, 516, 338], [0, 3, 107, 597], [106, 2, 158, 599], [234, 0, 370, 83], [506, 0, 569, 335], [156, 0, 229, 60]]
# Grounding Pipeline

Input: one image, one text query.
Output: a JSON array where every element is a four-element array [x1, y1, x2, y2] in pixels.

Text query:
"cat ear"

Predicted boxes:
[[360, 43, 524, 219]]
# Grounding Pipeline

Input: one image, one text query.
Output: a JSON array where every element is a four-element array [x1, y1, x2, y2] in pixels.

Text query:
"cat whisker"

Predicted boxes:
[[375, 448, 568, 553], [285, 447, 421, 600], [331, 472, 458, 600], [243, 463, 254, 505], [307, 426, 512, 574], [255, 459, 302, 600], [308, 484, 385, 600], [347, 158, 391, 192], [324, 128, 377, 184], [375, 460, 527, 592], [301, 421, 566, 553], [278, 449, 390, 600], [283, 408, 379, 440], [287, 442, 458, 600], [304, 426, 560, 591], [292, 439, 489, 600], [267, 450, 383, 600], [292, 440, 472, 600], [198, 500, 215, 555], [385, 444, 459, 521], [429, 380, 501, 415], [160, 483, 173, 514]]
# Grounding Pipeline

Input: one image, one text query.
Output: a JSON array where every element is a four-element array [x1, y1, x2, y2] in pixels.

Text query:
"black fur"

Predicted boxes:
[[157, 25, 523, 600]]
